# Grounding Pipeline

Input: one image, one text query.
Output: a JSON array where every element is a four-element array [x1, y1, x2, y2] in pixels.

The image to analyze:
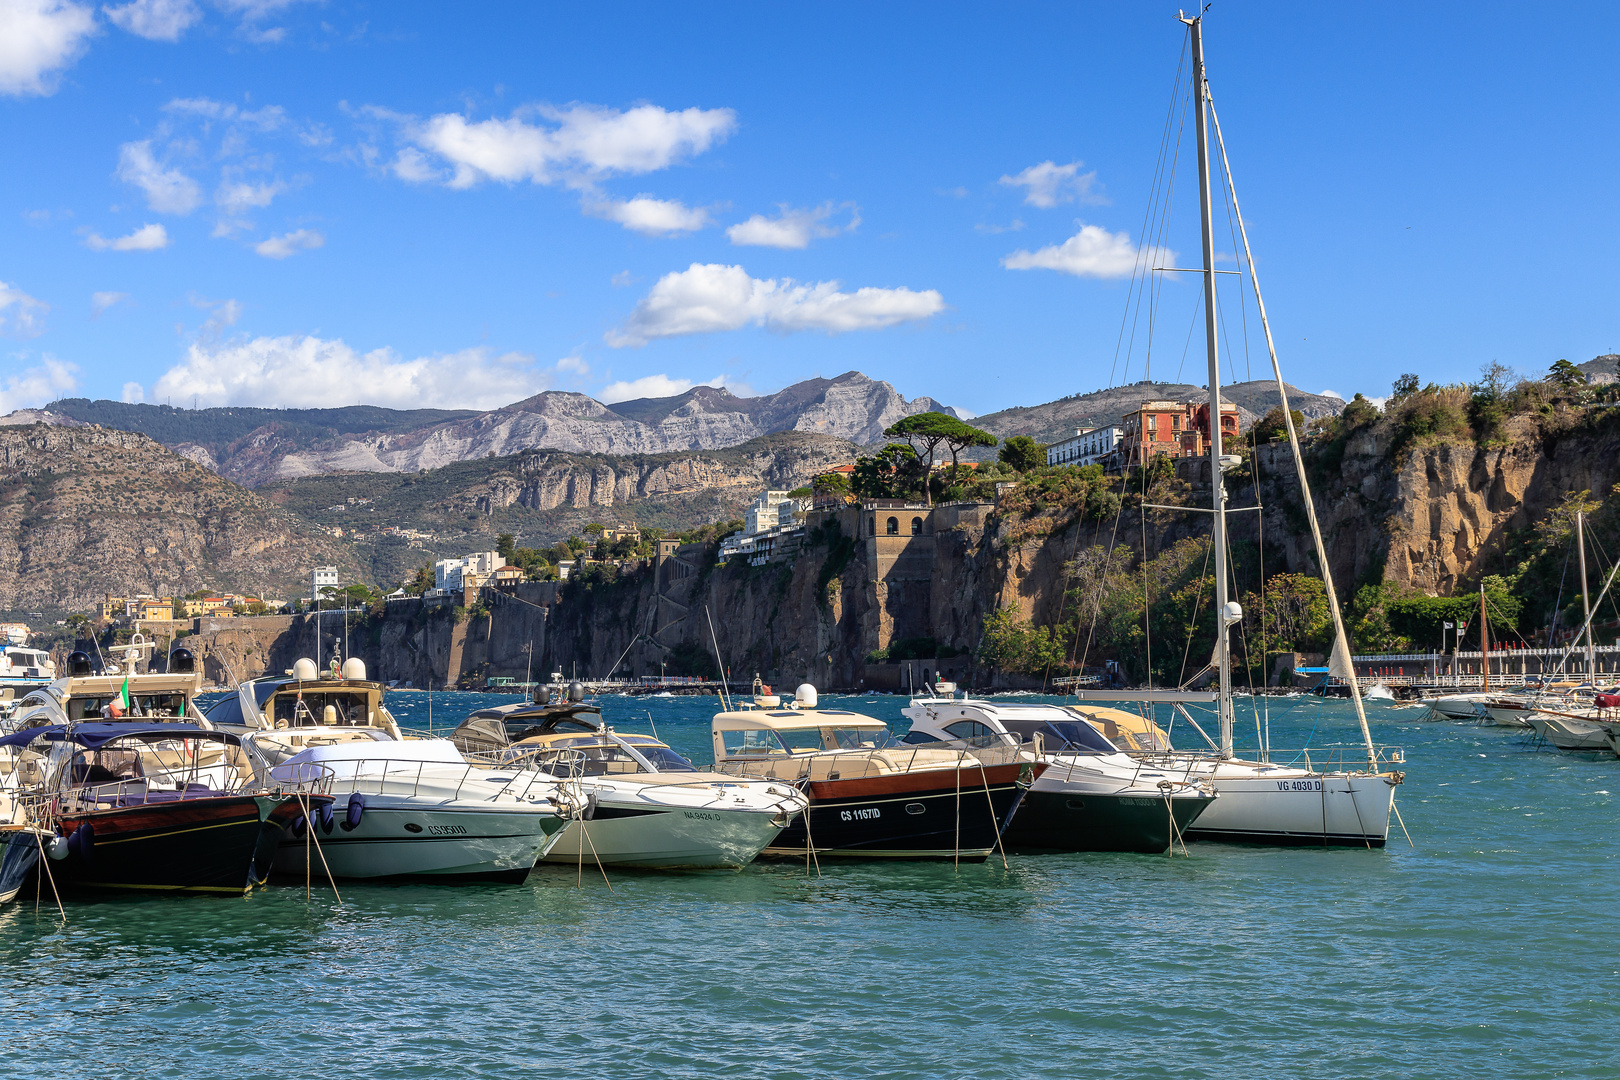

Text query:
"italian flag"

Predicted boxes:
[[118, 676, 131, 712]]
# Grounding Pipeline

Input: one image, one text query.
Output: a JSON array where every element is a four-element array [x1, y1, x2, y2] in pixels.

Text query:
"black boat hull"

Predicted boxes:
[[761, 763, 1024, 861], [1001, 788, 1213, 854], [37, 794, 315, 895]]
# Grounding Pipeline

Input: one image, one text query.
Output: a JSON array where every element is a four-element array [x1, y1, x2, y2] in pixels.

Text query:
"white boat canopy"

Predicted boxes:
[[711, 708, 886, 733]]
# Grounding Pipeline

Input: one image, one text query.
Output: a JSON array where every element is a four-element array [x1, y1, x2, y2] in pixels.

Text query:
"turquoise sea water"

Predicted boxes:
[[3, 692, 1617, 1079]]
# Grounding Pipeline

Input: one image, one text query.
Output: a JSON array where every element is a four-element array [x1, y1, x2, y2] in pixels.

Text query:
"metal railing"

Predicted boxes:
[[294, 756, 560, 803]]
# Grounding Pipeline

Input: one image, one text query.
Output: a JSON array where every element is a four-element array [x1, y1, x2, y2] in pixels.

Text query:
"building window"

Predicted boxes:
[[911, 517, 923, 535], [869, 516, 877, 535], [886, 517, 899, 535], [1146, 415, 1156, 432]]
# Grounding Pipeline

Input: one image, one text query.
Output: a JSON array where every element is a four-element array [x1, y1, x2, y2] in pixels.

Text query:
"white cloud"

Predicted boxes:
[[216, 177, 287, 215], [104, 0, 200, 41], [0, 282, 49, 338], [397, 103, 737, 189], [85, 222, 170, 251], [608, 263, 945, 348], [121, 380, 145, 402], [586, 196, 711, 236], [598, 374, 699, 403], [116, 140, 202, 214], [1002, 224, 1164, 279], [91, 290, 130, 316], [1000, 160, 1102, 209], [164, 96, 287, 132], [254, 228, 324, 258], [598, 372, 750, 404], [555, 353, 589, 375], [0, 0, 96, 96], [1318, 389, 1344, 399], [151, 335, 553, 409], [610, 270, 633, 287], [726, 202, 859, 250], [0, 354, 76, 410], [975, 219, 1025, 235]]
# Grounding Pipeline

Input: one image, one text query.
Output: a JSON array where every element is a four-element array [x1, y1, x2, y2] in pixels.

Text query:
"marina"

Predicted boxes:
[[2, 1, 1616, 1076], [3, 689, 1617, 1079]]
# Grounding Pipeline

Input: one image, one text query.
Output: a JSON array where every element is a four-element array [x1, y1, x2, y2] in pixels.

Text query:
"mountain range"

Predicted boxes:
[[26, 372, 958, 488]]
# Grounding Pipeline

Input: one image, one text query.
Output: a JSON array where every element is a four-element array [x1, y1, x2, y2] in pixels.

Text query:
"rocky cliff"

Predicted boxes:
[[0, 425, 362, 614]]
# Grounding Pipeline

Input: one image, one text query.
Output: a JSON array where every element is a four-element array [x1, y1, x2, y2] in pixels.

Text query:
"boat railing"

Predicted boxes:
[[37, 758, 340, 816], [314, 756, 560, 803], [1127, 744, 1407, 772]]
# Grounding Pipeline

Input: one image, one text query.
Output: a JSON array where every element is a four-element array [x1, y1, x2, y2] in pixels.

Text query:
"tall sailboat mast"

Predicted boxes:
[[1184, 11, 1235, 757], [1577, 510, 1595, 678]]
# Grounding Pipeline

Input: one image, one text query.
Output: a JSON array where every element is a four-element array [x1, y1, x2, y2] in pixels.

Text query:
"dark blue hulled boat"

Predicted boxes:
[[0, 723, 332, 897]]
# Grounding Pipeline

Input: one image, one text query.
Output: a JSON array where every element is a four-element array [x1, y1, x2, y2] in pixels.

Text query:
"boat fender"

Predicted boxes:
[[582, 792, 597, 821], [317, 801, 336, 833], [66, 823, 94, 862], [46, 834, 69, 860], [292, 814, 308, 838], [343, 792, 365, 831]]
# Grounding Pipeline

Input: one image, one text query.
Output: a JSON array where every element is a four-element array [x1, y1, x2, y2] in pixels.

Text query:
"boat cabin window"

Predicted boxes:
[[68, 692, 191, 721], [944, 720, 994, 740], [273, 692, 370, 727]]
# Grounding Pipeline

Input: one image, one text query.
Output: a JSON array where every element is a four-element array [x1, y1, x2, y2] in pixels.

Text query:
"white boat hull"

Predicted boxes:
[[274, 801, 564, 881], [543, 805, 787, 869], [1427, 695, 1488, 720], [1528, 714, 1616, 753], [1179, 766, 1399, 847]]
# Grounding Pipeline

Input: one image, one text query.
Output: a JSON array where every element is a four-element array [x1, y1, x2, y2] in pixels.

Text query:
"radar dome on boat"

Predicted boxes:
[[67, 650, 93, 676], [756, 694, 781, 708], [293, 657, 319, 681], [168, 646, 196, 673], [1223, 601, 1243, 625], [568, 680, 585, 702], [795, 683, 818, 708], [341, 657, 366, 681]]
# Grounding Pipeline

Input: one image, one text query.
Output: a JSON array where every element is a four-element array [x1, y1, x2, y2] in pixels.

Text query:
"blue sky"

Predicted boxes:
[[1, 1, 1617, 417]]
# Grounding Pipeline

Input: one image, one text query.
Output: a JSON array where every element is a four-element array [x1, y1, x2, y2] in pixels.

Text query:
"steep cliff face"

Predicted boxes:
[[0, 425, 362, 613], [1250, 410, 1620, 593], [261, 432, 861, 556]]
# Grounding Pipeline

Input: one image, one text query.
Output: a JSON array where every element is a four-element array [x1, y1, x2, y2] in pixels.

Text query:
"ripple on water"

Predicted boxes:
[[1, 693, 1616, 1079]]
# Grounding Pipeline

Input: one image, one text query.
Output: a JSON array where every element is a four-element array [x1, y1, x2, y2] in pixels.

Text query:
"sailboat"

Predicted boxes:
[[1075, 11, 1404, 846], [1526, 510, 1620, 752]]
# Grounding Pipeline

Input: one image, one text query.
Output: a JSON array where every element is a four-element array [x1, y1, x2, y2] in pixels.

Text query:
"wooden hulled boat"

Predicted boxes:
[[711, 687, 1025, 861], [0, 722, 329, 895]]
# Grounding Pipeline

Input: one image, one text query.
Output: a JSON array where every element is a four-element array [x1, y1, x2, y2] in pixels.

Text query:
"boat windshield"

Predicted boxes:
[[272, 691, 371, 727], [998, 718, 1118, 755], [68, 693, 192, 721], [503, 716, 597, 740], [721, 725, 892, 756], [619, 738, 697, 772]]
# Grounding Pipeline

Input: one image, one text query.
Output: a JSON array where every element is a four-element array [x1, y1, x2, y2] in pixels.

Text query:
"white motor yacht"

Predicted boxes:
[[900, 694, 1215, 853], [208, 657, 571, 882], [470, 713, 807, 870]]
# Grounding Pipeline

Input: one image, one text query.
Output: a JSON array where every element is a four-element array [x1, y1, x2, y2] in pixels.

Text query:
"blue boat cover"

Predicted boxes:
[[0, 723, 222, 751]]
